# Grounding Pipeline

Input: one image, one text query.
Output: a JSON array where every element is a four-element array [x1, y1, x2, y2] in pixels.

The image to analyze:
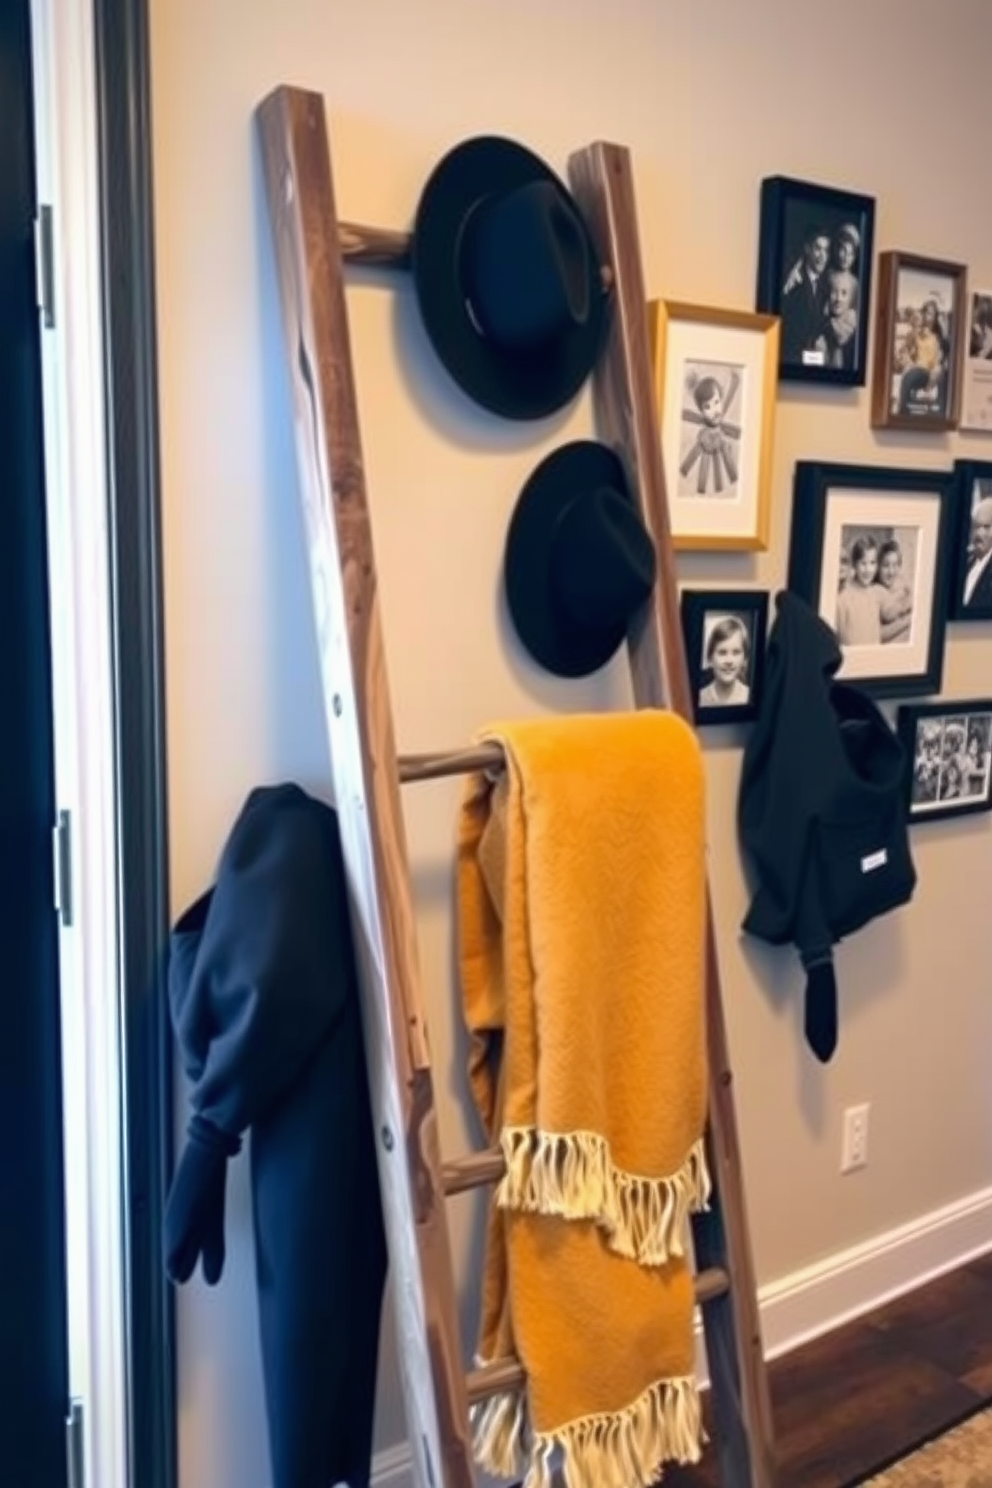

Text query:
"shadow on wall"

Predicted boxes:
[[738, 912, 913, 1141], [252, 137, 334, 792]]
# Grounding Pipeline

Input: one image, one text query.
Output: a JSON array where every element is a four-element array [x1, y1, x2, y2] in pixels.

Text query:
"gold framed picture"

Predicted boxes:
[[649, 301, 779, 551]]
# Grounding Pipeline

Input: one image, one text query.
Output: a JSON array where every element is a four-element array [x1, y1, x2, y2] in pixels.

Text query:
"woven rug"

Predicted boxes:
[[860, 1405, 992, 1484]]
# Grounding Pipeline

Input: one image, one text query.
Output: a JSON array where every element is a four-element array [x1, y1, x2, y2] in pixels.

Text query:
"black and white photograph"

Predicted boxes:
[[960, 289, 992, 432], [898, 702, 992, 825], [680, 588, 769, 726], [835, 523, 918, 649], [677, 359, 744, 500], [756, 176, 875, 387], [950, 462, 992, 620], [871, 252, 966, 432], [650, 301, 779, 551], [788, 462, 956, 698]]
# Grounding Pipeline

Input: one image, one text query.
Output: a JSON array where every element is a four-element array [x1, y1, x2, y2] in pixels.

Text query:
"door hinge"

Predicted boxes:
[[66, 1399, 85, 1488], [34, 203, 56, 329], [53, 809, 73, 928]]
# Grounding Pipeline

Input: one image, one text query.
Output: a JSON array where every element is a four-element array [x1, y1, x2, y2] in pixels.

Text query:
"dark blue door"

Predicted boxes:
[[0, 0, 71, 1482]]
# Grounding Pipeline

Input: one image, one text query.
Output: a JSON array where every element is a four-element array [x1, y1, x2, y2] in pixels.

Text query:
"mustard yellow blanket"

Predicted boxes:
[[456, 710, 711, 1488]]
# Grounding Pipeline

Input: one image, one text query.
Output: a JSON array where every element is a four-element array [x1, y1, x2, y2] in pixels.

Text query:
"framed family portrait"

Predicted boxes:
[[787, 462, 956, 698], [897, 701, 992, 826], [755, 176, 876, 387], [960, 289, 992, 433], [649, 301, 778, 551], [870, 251, 966, 432], [949, 460, 992, 620], [679, 589, 769, 726]]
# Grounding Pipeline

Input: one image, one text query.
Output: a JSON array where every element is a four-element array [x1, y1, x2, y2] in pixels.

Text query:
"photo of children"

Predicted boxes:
[[677, 359, 744, 499], [779, 207, 865, 371], [835, 523, 918, 649], [698, 611, 753, 708], [889, 268, 955, 420], [910, 712, 992, 814]]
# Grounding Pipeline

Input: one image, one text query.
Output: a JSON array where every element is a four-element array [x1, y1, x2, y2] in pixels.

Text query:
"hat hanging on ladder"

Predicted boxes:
[[411, 136, 607, 420], [503, 440, 657, 678]]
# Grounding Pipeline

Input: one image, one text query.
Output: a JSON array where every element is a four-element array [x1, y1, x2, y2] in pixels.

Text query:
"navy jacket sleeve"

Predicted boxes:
[[168, 783, 352, 1139], [738, 591, 843, 954]]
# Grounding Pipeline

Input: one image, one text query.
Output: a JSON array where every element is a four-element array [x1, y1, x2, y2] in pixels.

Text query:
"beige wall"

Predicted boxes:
[[149, 1, 992, 1483]]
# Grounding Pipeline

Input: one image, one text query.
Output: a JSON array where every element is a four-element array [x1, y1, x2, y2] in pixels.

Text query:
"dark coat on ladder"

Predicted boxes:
[[164, 782, 387, 1488]]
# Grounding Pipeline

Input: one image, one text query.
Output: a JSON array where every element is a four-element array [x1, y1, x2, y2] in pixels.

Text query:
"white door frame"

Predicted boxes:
[[28, 1, 129, 1485]]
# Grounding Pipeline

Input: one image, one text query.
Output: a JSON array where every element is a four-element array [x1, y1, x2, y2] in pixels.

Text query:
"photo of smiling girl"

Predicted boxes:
[[698, 614, 752, 707]]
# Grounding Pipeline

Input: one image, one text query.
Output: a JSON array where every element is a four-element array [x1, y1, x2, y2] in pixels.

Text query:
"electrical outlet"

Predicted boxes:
[[841, 1103, 870, 1173]]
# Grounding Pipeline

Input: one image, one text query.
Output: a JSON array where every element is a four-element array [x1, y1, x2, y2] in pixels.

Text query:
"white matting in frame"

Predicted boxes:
[[653, 306, 776, 550], [816, 486, 943, 684], [960, 287, 992, 433]]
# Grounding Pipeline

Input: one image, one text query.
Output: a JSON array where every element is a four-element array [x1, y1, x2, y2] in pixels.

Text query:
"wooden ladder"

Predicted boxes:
[[255, 84, 778, 1488]]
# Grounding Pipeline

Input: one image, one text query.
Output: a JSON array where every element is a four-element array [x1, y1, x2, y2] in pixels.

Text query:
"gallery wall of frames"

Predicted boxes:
[[657, 174, 992, 828]]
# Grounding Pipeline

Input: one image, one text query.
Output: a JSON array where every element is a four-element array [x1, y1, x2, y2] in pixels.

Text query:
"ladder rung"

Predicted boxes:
[[465, 1267, 730, 1405], [443, 1148, 505, 1195], [339, 220, 411, 270], [467, 1357, 525, 1405], [339, 220, 614, 291], [695, 1264, 731, 1306], [399, 745, 505, 783]]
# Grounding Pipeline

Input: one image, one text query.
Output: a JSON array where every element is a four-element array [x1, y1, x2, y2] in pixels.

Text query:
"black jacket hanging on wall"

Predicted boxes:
[[737, 591, 917, 1062], [164, 783, 387, 1488]]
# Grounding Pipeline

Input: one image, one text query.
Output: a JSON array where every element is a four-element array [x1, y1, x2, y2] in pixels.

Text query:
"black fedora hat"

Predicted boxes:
[[411, 136, 607, 421], [504, 441, 657, 678]]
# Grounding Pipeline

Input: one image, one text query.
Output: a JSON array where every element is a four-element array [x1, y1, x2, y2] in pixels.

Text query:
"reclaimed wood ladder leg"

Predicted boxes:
[[255, 86, 474, 1488], [568, 142, 778, 1488]]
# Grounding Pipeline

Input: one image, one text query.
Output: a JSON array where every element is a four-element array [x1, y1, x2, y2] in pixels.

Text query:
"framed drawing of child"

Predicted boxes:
[[649, 301, 779, 551], [870, 252, 966, 433], [680, 589, 769, 726], [787, 462, 956, 698], [755, 176, 876, 388]]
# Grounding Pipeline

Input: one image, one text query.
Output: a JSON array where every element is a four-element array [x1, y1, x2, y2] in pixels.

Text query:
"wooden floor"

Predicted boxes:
[[667, 1254, 992, 1488]]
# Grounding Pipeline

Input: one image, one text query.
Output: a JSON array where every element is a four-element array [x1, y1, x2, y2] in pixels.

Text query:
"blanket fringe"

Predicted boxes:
[[471, 1372, 704, 1488], [497, 1127, 711, 1265]]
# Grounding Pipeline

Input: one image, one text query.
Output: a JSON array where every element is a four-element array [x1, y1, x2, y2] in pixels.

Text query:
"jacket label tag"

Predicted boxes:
[[861, 848, 888, 873]]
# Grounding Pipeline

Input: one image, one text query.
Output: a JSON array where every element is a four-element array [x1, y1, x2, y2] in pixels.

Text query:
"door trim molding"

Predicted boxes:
[[29, 0, 175, 1484], [91, 2, 176, 1485]]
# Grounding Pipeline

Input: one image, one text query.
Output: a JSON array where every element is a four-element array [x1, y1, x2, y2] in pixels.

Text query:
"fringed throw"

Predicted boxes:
[[456, 711, 712, 1488]]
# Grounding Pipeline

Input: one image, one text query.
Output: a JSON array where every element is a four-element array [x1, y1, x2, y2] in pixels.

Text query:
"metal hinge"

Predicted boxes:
[[34, 203, 55, 329], [66, 1399, 85, 1488], [53, 809, 73, 928]]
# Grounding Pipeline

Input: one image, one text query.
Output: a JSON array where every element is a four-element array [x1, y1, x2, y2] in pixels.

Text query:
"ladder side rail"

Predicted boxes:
[[567, 140, 779, 1488], [255, 85, 473, 1488]]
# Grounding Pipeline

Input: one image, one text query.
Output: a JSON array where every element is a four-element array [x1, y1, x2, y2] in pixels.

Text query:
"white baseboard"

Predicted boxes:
[[374, 1183, 992, 1487]]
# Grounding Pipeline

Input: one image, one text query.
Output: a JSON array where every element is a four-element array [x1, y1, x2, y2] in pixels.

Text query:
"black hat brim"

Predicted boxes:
[[504, 441, 631, 678], [412, 137, 606, 422]]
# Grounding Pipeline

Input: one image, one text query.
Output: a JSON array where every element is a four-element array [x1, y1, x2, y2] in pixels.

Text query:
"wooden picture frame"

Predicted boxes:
[[949, 460, 992, 621], [756, 175, 876, 388], [680, 588, 769, 726], [649, 301, 778, 552], [871, 251, 967, 432], [897, 700, 992, 825], [787, 461, 956, 699]]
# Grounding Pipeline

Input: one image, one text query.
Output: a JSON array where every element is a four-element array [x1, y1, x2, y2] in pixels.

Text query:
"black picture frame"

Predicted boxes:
[[787, 461, 956, 699], [897, 700, 992, 825], [680, 589, 769, 726], [756, 176, 876, 388], [949, 460, 992, 621]]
